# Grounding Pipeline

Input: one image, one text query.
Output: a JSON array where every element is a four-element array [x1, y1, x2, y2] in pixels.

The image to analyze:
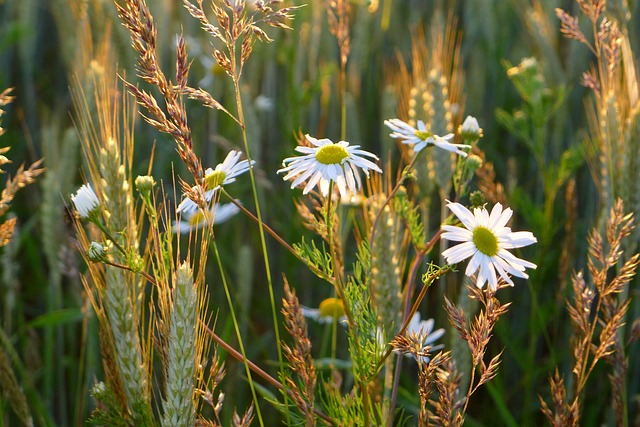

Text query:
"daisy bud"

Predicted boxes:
[[465, 154, 483, 170], [469, 191, 486, 209], [87, 242, 106, 262], [135, 175, 156, 197], [71, 184, 101, 221], [458, 115, 483, 141]]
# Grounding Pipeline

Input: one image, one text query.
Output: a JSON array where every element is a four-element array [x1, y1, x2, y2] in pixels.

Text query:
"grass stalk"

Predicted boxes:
[[211, 240, 265, 427], [229, 66, 291, 423]]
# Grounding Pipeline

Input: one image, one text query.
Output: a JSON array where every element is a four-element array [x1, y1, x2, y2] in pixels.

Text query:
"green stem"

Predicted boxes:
[[324, 185, 369, 425], [230, 48, 289, 421], [324, 187, 352, 325], [93, 221, 127, 256], [340, 65, 347, 142], [212, 240, 264, 427]]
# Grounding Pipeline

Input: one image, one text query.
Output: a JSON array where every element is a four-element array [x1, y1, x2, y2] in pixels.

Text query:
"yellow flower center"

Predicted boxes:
[[472, 226, 499, 256], [205, 170, 226, 190], [414, 130, 432, 140], [315, 144, 349, 165], [319, 297, 345, 319]]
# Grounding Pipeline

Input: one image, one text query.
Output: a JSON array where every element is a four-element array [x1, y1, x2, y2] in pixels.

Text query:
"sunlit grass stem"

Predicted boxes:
[[230, 76, 291, 423]]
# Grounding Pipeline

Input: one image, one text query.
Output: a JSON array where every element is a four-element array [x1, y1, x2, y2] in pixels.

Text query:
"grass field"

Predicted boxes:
[[1, 0, 640, 426]]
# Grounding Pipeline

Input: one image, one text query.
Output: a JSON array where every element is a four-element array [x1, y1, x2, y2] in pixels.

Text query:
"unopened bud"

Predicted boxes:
[[135, 175, 156, 197], [458, 116, 483, 141], [87, 242, 106, 262]]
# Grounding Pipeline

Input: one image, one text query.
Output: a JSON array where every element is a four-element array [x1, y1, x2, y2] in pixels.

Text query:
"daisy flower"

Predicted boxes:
[[71, 184, 101, 220], [378, 312, 444, 363], [384, 118, 470, 157], [173, 202, 240, 234], [177, 150, 254, 214], [406, 312, 445, 362], [406, 312, 445, 347], [277, 134, 382, 198], [302, 297, 347, 325], [441, 201, 537, 290]]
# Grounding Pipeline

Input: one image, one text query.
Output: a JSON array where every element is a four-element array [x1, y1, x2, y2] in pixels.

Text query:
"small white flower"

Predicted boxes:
[[441, 201, 537, 290], [177, 151, 254, 214], [458, 115, 483, 140], [379, 312, 444, 363], [302, 297, 347, 325], [406, 312, 445, 348], [384, 118, 470, 157], [277, 134, 382, 198], [71, 184, 100, 220], [173, 202, 240, 234]]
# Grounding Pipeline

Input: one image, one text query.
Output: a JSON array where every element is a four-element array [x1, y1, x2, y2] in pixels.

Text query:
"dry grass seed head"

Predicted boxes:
[[0, 160, 45, 219], [555, 8, 590, 47], [539, 369, 579, 427], [281, 277, 317, 410], [428, 357, 464, 427], [118, 0, 205, 194], [444, 296, 468, 341], [566, 272, 595, 337], [232, 405, 254, 427], [326, 0, 351, 67]]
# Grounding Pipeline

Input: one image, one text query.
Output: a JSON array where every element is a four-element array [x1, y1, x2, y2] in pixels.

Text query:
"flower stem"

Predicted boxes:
[[229, 47, 290, 420]]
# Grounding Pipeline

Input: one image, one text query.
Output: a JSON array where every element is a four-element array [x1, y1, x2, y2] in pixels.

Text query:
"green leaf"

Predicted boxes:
[[25, 308, 83, 329]]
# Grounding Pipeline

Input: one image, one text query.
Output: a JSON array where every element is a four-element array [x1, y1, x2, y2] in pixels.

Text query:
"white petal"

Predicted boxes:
[[425, 328, 445, 344], [446, 202, 477, 230], [319, 178, 330, 196], [498, 248, 537, 270], [465, 252, 482, 277], [442, 241, 476, 264], [500, 231, 537, 249], [441, 225, 473, 242]]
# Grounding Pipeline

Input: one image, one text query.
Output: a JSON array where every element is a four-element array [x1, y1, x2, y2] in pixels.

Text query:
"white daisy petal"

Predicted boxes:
[[498, 248, 537, 271], [493, 254, 526, 281], [305, 170, 324, 195], [173, 201, 240, 234], [442, 241, 477, 264], [465, 252, 483, 277], [441, 225, 473, 242], [488, 203, 504, 228], [445, 201, 477, 230], [72, 183, 101, 219], [501, 231, 538, 248], [426, 328, 445, 344]]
